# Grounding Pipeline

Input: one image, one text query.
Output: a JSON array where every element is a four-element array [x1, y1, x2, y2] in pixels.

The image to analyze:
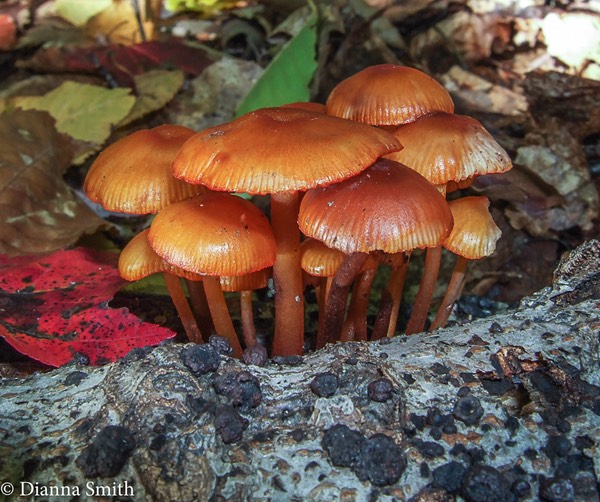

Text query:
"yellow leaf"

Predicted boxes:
[[166, 0, 241, 13], [86, 0, 153, 45], [14, 82, 135, 144], [121, 70, 185, 125], [56, 0, 112, 27]]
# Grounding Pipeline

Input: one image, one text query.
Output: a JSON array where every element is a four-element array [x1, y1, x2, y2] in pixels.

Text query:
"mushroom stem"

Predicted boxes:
[[341, 266, 377, 342], [405, 246, 443, 335], [202, 276, 243, 357], [185, 279, 214, 341], [315, 277, 333, 344], [163, 272, 203, 344], [371, 288, 393, 341], [323, 276, 334, 304], [240, 290, 257, 347], [317, 252, 368, 348], [270, 191, 305, 356], [386, 264, 408, 338], [430, 255, 468, 331]]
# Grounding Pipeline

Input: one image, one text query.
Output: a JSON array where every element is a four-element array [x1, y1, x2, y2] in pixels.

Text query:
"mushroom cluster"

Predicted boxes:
[[84, 64, 511, 357]]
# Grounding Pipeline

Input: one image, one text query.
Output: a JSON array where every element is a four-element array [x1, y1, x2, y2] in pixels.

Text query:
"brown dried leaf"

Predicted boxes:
[[469, 70, 600, 238], [503, 72, 600, 236], [0, 109, 105, 256], [524, 70, 600, 140]]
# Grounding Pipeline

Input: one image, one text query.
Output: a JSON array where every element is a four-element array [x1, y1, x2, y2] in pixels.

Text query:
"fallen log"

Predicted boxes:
[[0, 240, 598, 501]]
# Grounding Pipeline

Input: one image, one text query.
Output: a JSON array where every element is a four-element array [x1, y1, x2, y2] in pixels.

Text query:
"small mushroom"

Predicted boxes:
[[430, 196, 501, 330], [83, 124, 213, 338], [118, 229, 204, 344], [83, 124, 205, 213], [148, 192, 277, 358], [325, 64, 454, 126], [299, 159, 453, 343], [383, 113, 511, 335], [385, 112, 512, 195]]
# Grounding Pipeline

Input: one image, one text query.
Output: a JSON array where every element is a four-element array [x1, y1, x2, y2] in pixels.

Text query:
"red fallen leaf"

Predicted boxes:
[[0, 14, 17, 50], [0, 248, 175, 367], [23, 39, 215, 87]]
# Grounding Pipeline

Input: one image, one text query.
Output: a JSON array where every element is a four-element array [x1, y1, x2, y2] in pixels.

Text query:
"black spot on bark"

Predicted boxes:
[[75, 425, 136, 478]]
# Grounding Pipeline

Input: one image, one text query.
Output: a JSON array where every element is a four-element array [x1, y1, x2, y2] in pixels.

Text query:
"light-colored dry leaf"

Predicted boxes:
[[441, 65, 528, 116], [582, 63, 600, 81], [0, 110, 106, 256], [512, 17, 542, 49], [515, 145, 584, 196], [410, 11, 499, 64], [541, 12, 600, 69]]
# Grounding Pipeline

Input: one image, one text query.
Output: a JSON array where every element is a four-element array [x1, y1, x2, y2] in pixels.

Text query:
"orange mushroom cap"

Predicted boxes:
[[325, 64, 454, 126], [219, 268, 271, 292], [172, 107, 402, 194], [148, 192, 276, 277], [385, 113, 512, 187], [443, 196, 501, 259], [280, 101, 326, 114], [118, 229, 203, 281], [299, 159, 454, 255], [300, 238, 347, 278], [84, 124, 206, 214], [301, 238, 378, 277]]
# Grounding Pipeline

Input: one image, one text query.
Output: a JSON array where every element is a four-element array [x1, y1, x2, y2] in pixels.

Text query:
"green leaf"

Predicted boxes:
[[121, 273, 169, 296], [235, 7, 318, 116], [14, 81, 135, 144]]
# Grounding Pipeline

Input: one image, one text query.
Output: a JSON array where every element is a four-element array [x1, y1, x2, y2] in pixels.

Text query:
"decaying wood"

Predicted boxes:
[[0, 241, 599, 501]]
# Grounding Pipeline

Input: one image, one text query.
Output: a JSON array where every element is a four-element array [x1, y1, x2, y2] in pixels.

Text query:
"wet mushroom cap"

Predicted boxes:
[[443, 196, 501, 259], [118, 229, 203, 281], [84, 124, 206, 214], [171, 107, 402, 194], [325, 64, 454, 126], [220, 268, 271, 292], [300, 238, 347, 277], [385, 113, 512, 186], [301, 238, 377, 277], [280, 101, 326, 113], [148, 192, 276, 277], [299, 159, 454, 255]]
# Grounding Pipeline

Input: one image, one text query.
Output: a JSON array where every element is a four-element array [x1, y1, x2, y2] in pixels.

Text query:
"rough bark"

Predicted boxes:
[[0, 240, 599, 501]]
